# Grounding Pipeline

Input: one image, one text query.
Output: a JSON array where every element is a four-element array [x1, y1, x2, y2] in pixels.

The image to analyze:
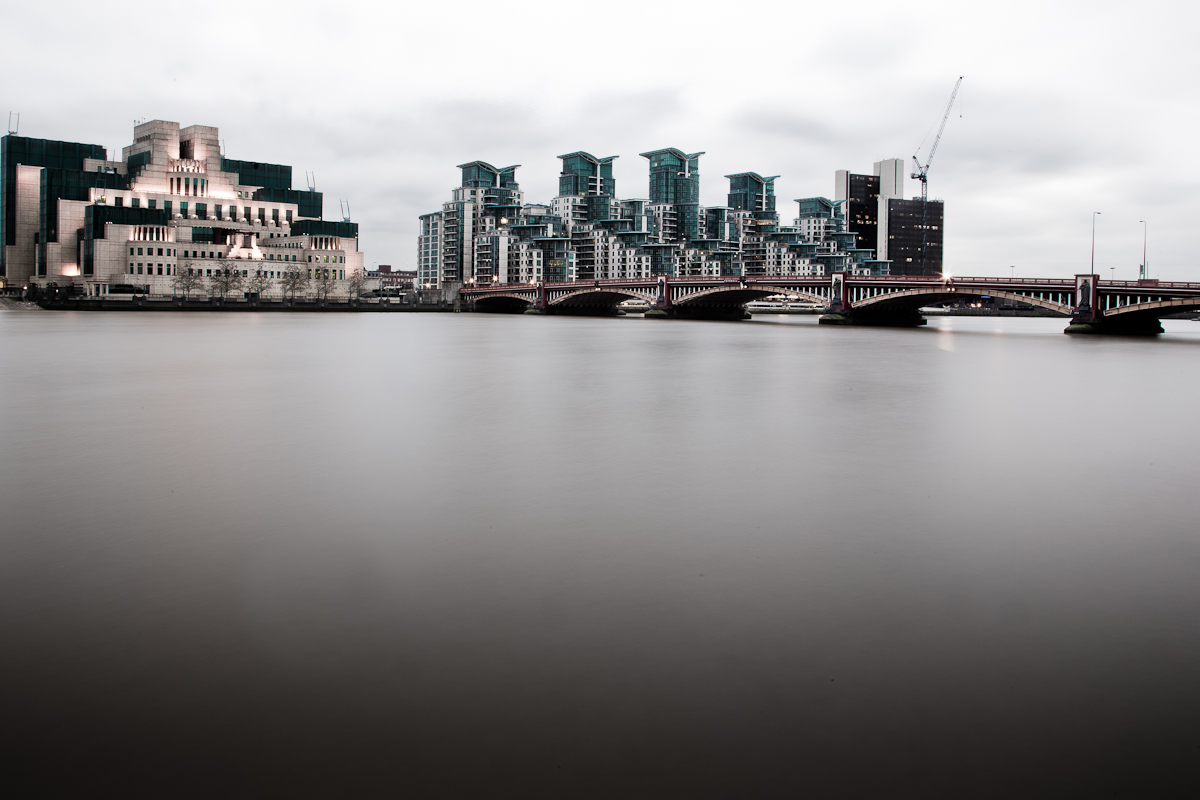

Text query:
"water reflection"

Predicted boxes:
[[2, 311, 1199, 796]]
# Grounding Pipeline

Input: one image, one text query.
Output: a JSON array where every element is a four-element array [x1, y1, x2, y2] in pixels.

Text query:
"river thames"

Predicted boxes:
[[3, 310, 1199, 796]]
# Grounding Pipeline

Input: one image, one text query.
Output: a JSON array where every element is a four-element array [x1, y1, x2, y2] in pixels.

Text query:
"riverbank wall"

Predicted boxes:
[[36, 296, 459, 313]]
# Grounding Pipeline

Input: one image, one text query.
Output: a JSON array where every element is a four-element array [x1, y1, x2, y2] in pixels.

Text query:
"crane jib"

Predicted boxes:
[[911, 76, 964, 201]]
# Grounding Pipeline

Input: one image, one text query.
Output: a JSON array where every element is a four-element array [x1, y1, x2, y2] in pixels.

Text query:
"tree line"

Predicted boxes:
[[172, 263, 368, 301]]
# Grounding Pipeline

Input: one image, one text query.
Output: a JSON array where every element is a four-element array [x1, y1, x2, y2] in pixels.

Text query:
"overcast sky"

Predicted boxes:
[[3, 0, 1196, 279]]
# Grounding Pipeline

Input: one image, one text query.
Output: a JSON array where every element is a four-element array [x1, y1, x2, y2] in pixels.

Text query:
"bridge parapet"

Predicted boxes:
[[459, 273, 1200, 333]]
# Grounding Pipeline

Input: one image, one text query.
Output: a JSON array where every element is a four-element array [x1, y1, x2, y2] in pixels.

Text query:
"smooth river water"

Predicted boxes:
[[2, 309, 1199, 797]]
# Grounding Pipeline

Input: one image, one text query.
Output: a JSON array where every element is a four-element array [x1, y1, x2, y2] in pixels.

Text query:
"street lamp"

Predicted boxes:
[[1010, 265, 1015, 280], [1139, 220, 1147, 280], [1091, 211, 1101, 275]]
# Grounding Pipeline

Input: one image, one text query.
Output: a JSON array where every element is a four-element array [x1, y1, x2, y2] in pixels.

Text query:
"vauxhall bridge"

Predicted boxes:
[[461, 273, 1200, 335]]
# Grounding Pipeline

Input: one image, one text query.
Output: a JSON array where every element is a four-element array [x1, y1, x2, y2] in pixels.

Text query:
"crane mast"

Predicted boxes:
[[911, 76, 963, 202], [909, 77, 962, 275]]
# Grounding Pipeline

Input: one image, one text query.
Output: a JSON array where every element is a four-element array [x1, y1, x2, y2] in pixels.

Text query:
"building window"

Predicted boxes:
[[131, 198, 140, 208], [129, 248, 134, 255], [148, 199, 156, 209], [114, 197, 123, 207], [286, 210, 292, 223]]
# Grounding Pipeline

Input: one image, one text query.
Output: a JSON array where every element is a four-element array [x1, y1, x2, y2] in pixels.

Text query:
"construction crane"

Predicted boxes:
[[911, 76, 963, 202], [911, 76, 962, 274]]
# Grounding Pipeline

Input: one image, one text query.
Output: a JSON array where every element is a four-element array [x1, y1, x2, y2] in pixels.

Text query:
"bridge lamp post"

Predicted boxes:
[[1139, 220, 1147, 280], [1091, 211, 1101, 275], [1010, 265, 1015, 280]]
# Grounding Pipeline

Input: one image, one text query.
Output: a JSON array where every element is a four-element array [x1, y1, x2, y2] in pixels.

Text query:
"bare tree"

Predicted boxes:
[[279, 266, 309, 302], [246, 266, 274, 299], [313, 265, 338, 302], [346, 267, 367, 301], [210, 260, 246, 300], [172, 264, 204, 300]]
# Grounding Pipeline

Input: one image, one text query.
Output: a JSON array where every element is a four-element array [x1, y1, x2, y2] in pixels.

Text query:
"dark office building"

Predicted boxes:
[[879, 198, 943, 276], [838, 172, 880, 254]]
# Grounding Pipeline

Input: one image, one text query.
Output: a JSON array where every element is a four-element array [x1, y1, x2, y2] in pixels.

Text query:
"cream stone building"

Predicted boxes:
[[1, 120, 365, 297]]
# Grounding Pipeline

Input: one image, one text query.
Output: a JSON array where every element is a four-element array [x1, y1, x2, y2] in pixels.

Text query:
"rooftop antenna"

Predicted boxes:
[[340, 199, 351, 222], [7, 112, 19, 134]]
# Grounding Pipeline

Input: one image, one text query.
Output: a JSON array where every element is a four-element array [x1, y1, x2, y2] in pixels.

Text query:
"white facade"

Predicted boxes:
[[874, 158, 906, 200], [15, 119, 366, 299]]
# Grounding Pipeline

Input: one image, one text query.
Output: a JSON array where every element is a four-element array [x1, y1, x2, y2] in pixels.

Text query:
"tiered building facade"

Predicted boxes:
[[1, 120, 364, 296], [416, 148, 938, 289]]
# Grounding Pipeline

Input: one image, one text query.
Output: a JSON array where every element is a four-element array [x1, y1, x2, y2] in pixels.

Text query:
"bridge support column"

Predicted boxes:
[[1064, 317, 1164, 336], [818, 309, 928, 327], [523, 281, 548, 314], [645, 275, 673, 318], [1063, 273, 1163, 335]]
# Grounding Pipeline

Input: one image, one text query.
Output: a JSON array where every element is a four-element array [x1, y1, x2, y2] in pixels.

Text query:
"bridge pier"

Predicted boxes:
[[818, 310, 928, 327], [1064, 317, 1164, 336], [1065, 274, 1163, 335], [817, 272, 928, 327], [643, 306, 750, 320]]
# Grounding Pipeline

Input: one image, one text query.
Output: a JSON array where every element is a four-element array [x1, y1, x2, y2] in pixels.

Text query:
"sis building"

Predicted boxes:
[[1, 120, 364, 297]]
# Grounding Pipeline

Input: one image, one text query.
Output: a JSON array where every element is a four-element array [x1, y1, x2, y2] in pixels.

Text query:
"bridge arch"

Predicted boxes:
[[673, 284, 829, 308], [473, 292, 536, 313], [1103, 297, 1200, 318], [548, 287, 654, 309], [851, 287, 1072, 316]]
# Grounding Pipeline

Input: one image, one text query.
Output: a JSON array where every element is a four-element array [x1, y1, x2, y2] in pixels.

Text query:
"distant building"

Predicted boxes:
[[642, 148, 703, 245], [417, 161, 524, 289], [834, 158, 942, 275], [878, 198, 944, 275], [368, 265, 415, 290], [415, 147, 938, 285], [552, 151, 619, 232], [1, 120, 365, 295], [725, 172, 779, 232]]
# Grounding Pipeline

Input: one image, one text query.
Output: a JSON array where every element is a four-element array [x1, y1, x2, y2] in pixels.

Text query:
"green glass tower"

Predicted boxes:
[[557, 152, 616, 198], [640, 148, 703, 242]]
